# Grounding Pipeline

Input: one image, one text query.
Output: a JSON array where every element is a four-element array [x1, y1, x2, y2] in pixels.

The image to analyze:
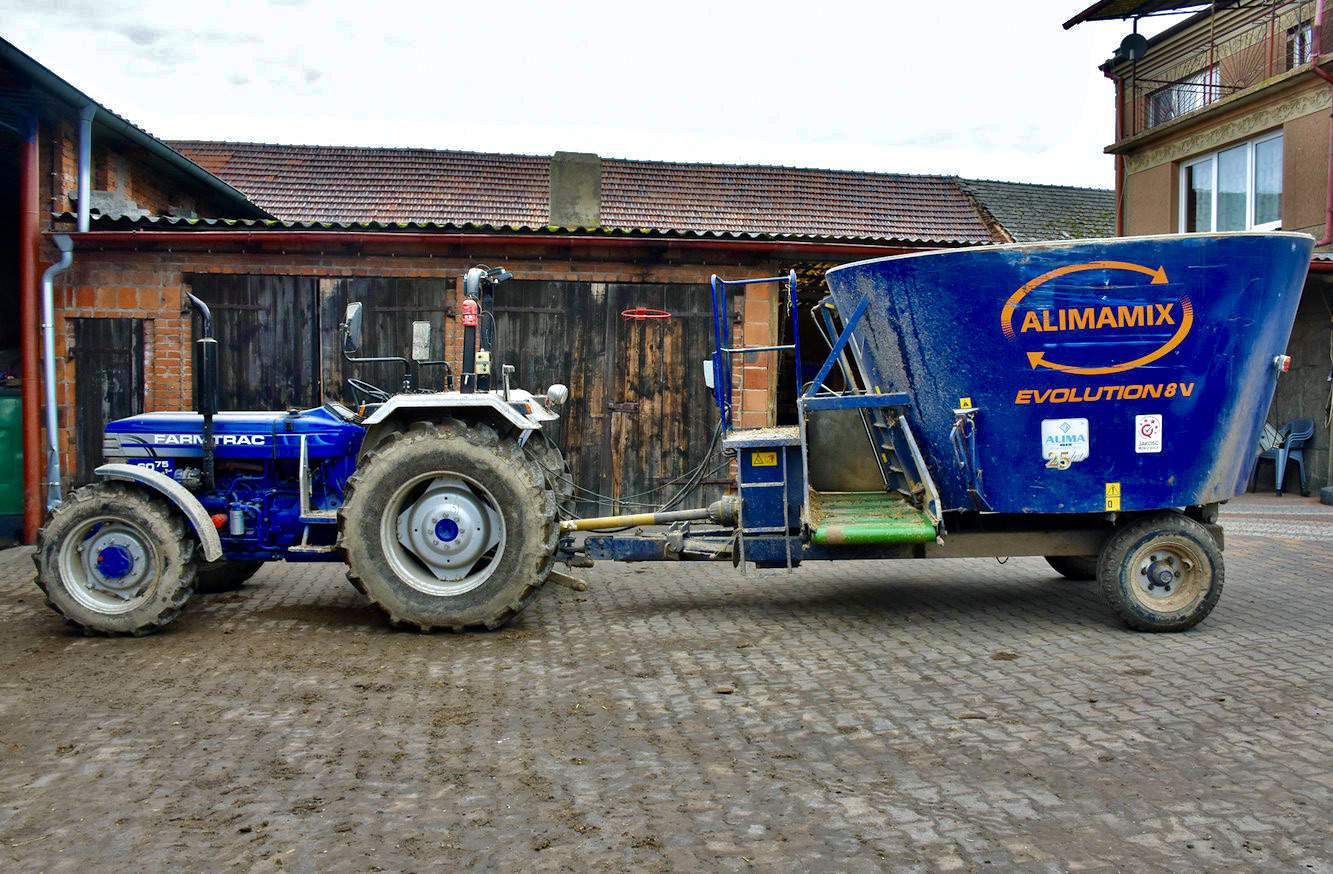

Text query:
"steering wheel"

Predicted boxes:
[[346, 377, 391, 406]]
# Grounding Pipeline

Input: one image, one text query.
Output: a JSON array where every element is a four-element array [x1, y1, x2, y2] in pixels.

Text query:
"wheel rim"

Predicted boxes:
[[56, 516, 161, 615], [381, 471, 506, 597], [1126, 535, 1210, 615]]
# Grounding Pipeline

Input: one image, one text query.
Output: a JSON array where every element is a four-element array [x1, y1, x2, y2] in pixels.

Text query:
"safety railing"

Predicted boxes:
[[708, 271, 801, 433]]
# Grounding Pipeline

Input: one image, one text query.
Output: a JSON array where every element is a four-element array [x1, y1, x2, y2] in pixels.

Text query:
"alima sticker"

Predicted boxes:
[[1041, 418, 1089, 469], [1000, 260, 1193, 376]]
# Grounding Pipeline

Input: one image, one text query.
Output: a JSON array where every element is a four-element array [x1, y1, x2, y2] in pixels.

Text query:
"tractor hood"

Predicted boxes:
[[104, 405, 364, 462]]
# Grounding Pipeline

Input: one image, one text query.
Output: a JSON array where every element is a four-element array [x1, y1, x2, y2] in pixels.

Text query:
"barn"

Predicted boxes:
[[1, 37, 1113, 541]]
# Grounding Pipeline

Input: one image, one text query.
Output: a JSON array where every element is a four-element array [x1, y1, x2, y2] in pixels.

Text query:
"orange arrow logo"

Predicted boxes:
[[1001, 260, 1168, 340], [1024, 298, 1194, 375]]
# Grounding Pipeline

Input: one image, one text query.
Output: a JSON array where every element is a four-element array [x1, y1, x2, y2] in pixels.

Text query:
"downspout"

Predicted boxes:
[[1104, 64, 1126, 236], [37, 105, 95, 511], [1313, 0, 1333, 245], [77, 105, 95, 232], [18, 117, 41, 541], [39, 236, 73, 510]]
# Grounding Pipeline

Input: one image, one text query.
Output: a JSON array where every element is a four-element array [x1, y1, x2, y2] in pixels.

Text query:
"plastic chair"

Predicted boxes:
[[1252, 418, 1315, 496]]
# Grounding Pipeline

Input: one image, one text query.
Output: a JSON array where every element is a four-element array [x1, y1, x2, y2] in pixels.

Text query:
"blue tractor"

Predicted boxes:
[[35, 267, 574, 634]]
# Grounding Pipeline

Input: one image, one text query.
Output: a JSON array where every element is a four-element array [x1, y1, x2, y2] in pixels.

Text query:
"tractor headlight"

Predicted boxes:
[[545, 384, 569, 407]]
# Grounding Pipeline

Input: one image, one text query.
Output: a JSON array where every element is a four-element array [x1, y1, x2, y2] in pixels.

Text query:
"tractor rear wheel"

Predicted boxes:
[[33, 482, 198, 635], [525, 438, 575, 518], [195, 560, 265, 594], [340, 419, 557, 630]]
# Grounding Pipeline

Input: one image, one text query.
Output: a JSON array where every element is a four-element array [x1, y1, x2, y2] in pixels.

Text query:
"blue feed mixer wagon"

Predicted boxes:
[[33, 235, 1312, 636]]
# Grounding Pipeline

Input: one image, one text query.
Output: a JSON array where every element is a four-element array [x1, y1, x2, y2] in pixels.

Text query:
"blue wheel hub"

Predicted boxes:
[[434, 518, 460, 542], [96, 544, 134, 580]]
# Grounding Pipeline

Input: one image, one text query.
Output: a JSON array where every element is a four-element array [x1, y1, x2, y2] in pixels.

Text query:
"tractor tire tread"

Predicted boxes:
[[339, 418, 556, 630], [33, 482, 198, 636]]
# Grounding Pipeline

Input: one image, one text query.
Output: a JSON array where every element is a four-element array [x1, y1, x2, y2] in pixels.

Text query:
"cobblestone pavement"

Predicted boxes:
[[1, 497, 1330, 873]]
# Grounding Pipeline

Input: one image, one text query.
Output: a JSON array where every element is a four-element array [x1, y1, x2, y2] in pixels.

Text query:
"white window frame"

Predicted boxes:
[[1178, 130, 1283, 233]]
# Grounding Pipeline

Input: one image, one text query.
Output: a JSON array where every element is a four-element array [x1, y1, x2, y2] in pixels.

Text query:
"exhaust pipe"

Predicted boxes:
[[187, 293, 219, 490]]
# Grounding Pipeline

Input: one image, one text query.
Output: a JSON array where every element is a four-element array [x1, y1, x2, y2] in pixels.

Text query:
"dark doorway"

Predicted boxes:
[[186, 274, 321, 411], [493, 280, 724, 515], [72, 318, 143, 484]]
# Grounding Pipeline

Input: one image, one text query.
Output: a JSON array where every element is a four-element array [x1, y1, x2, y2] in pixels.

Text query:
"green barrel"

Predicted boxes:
[[0, 389, 24, 544]]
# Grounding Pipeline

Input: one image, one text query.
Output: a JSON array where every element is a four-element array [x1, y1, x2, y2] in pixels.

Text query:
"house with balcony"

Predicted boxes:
[[1067, 0, 1333, 493]]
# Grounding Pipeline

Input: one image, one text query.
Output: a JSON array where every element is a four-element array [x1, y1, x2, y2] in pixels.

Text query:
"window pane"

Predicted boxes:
[[1216, 145, 1247, 231], [1255, 136, 1283, 226], [1185, 159, 1213, 232]]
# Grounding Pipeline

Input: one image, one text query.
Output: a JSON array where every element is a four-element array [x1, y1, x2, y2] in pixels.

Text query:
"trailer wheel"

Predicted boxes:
[[195, 560, 265, 594], [1045, 555, 1097, 580], [33, 482, 198, 635], [340, 419, 557, 630], [1098, 514, 1223, 632]]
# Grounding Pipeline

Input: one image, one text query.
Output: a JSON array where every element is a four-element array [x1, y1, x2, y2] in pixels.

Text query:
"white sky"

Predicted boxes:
[[1, 1, 1181, 188]]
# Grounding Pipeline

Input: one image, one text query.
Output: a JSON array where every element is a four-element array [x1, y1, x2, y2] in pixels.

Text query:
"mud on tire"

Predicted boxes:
[[33, 482, 198, 635], [340, 419, 557, 630], [525, 437, 575, 518]]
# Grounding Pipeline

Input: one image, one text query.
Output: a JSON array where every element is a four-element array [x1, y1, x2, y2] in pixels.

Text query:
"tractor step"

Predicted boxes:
[[808, 490, 937, 546], [286, 544, 338, 554]]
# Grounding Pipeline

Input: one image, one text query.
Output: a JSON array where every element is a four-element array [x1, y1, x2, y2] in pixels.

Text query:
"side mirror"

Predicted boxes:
[[411, 321, 432, 361], [343, 302, 363, 353]]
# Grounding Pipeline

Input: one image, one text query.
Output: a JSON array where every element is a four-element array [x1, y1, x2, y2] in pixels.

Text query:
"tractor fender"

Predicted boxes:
[[359, 392, 549, 430], [94, 463, 224, 562]]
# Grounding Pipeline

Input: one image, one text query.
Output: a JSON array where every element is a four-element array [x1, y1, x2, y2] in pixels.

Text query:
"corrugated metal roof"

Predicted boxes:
[[960, 179, 1115, 242], [170, 141, 999, 246], [61, 211, 975, 247]]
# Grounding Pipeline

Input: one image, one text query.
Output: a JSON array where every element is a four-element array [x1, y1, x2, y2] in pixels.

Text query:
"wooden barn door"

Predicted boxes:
[[493, 280, 723, 515], [71, 318, 143, 484], [319, 278, 452, 404], [187, 275, 321, 411]]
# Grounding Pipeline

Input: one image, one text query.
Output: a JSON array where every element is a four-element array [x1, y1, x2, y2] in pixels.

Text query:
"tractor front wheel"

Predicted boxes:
[[33, 483, 198, 635], [340, 420, 557, 630]]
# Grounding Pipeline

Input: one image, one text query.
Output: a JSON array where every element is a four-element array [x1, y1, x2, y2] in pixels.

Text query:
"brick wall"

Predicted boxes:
[[38, 117, 239, 222], [41, 241, 783, 486]]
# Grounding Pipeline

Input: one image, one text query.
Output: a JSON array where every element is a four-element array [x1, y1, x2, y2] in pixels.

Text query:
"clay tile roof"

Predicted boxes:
[[960, 178, 1115, 242], [169, 141, 999, 245]]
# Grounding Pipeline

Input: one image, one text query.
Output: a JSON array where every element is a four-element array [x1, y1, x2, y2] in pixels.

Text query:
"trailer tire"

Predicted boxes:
[[33, 482, 198, 635], [340, 419, 557, 631], [1045, 555, 1097, 580], [1098, 513, 1223, 633], [195, 560, 265, 594]]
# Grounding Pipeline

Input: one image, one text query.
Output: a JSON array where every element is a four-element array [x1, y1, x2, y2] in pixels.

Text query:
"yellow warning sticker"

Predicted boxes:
[[959, 397, 973, 409], [752, 451, 778, 467], [1105, 482, 1121, 511]]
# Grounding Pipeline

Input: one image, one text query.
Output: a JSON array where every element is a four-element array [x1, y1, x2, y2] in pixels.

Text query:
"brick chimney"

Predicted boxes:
[[549, 151, 601, 228]]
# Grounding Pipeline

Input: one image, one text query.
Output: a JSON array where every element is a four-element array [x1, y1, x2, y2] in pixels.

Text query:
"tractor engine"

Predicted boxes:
[[101, 407, 363, 559]]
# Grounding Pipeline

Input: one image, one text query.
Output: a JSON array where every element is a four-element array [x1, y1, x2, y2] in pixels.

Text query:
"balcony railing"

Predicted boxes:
[[1118, 0, 1328, 139]]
